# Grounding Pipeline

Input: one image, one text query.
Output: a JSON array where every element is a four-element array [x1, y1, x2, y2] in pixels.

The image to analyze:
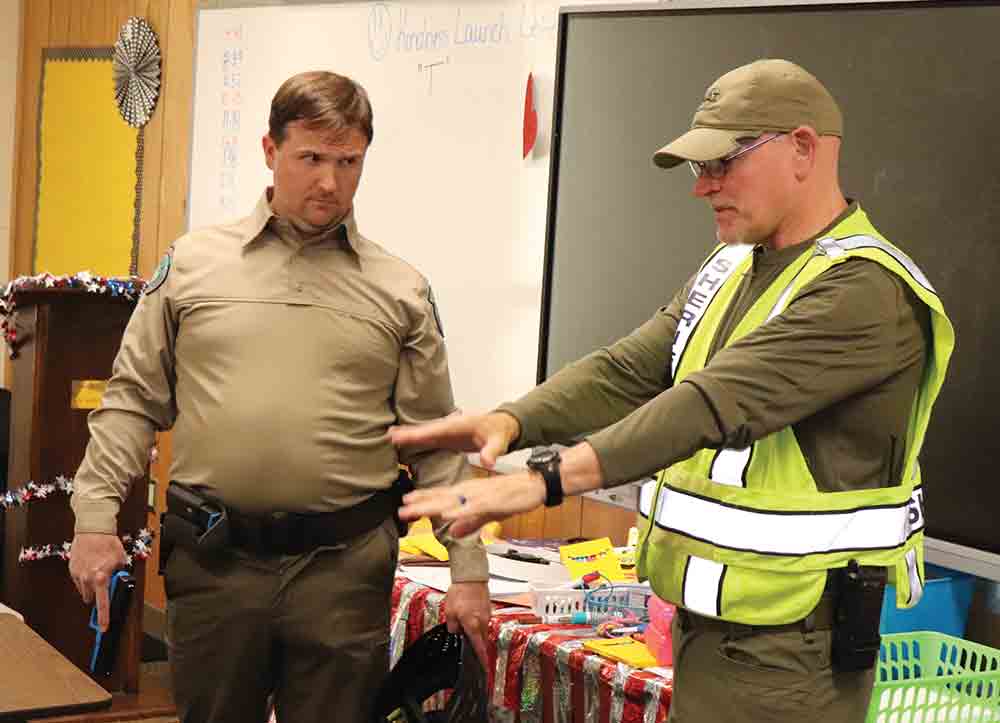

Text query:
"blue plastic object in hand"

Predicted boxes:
[[89, 570, 135, 676]]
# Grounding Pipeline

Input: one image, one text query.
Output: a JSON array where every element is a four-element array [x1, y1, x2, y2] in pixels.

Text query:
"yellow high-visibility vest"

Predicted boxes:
[[636, 207, 954, 625]]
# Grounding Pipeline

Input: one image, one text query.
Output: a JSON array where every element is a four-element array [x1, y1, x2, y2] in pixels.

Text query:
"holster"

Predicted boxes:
[[158, 483, 229, 574]]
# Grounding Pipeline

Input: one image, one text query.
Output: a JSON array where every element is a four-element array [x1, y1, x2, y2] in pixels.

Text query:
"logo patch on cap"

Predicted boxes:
[[698, 86, 722, 114]]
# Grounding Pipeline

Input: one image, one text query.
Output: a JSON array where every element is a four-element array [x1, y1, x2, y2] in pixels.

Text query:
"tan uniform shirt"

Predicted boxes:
[[72, 191, 487, 582], [500, 203, 931, 493]]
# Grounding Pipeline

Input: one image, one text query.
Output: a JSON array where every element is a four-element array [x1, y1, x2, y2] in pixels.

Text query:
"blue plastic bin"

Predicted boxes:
[[880, 564, 976, 637]]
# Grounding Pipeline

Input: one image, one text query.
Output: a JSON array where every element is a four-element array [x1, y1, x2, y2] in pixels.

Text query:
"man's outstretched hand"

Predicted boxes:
[[399, 471, 547, 539], [390, 412, 520, 470]]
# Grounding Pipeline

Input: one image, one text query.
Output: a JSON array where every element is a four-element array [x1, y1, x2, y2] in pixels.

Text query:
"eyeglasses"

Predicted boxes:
[[688, 133, 784, 179]]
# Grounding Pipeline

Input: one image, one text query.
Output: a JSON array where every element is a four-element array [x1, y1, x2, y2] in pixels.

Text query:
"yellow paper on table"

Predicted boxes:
[[399, 517, 447, 560], [583, 638, 658, 668], [405, 533, 450, 561], [559, 537, 626, 581], [398, 519, 503, 561]]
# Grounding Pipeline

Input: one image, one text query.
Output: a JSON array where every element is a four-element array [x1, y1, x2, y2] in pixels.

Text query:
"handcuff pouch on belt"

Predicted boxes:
[[831, 559, 886, 672], [159, 483, 229, 574]]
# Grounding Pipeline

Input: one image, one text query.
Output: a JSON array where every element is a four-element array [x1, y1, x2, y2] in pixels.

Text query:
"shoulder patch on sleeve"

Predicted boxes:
[[144, 251, 172, 295], [427, 285, 445, 338]]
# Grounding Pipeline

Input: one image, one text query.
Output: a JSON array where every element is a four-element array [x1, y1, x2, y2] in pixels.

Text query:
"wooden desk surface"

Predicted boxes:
[[0, 614, 111, 719]]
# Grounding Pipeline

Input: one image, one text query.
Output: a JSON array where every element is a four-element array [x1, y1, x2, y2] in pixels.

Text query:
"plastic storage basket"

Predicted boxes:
[[867, 631, 1000, 722], [532, 583, 652, 620], [532, 585, 586, 617], [880, 564, 976, 637]]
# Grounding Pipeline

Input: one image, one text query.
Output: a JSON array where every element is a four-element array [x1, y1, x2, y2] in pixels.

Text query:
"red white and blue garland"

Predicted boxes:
[[18, 530, 154, 566], [0, 272, 146, 357], [1, 476, 76, 509], [4, 475, 155, 566]]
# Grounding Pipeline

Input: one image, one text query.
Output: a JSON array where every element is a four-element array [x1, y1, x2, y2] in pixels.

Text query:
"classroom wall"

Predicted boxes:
[[9, 0, 197, 284]]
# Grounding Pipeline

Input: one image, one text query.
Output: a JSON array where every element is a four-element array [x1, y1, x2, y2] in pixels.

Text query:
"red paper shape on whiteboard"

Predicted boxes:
[[523, 72, 538, 159]]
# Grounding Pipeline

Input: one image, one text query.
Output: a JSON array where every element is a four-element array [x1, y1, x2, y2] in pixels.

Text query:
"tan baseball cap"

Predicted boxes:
[[652, 59, 843, 169]]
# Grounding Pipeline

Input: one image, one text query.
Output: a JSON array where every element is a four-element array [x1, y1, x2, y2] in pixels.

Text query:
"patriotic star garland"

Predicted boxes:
[[1, 476, 76, 511], [0, 271, 146, 358], [4, 475, 155, 566], [18, 529, 154, 566]]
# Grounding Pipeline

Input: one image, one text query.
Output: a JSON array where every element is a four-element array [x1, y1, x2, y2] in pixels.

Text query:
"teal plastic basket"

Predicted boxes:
[[880, 564, 976, 637], [867, 631, 1000, 722]]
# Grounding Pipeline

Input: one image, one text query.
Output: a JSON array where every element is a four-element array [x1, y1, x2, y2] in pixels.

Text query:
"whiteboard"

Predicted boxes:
[[189, 0, 587, 413]]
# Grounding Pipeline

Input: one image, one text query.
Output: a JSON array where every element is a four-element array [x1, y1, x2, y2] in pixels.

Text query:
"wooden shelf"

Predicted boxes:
[[471, 465, 638, 545]]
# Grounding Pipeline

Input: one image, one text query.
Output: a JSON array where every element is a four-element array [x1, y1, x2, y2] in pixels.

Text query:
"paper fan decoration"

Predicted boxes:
[[112, 17, 161, 128]]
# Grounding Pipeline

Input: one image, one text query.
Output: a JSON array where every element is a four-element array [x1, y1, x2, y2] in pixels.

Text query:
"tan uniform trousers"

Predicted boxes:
[[666, 608, 875, 722], [164, 517, 399, 723]]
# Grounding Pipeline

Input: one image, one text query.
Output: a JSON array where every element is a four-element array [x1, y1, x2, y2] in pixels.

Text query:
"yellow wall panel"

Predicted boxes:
[[35, 53, 139, 276]]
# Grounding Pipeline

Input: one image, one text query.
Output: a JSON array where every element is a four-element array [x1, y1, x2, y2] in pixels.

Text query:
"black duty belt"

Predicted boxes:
[[227, 487, 400, 556]]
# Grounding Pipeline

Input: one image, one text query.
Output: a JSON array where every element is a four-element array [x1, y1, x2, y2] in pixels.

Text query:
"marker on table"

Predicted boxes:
[[540, 611, 619, 625], [500, 548, 550, 564]]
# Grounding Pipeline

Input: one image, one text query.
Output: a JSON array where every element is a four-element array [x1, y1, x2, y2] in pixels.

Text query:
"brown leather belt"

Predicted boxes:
[[677, 593, 837, 638], [227, 487, 400, 556]]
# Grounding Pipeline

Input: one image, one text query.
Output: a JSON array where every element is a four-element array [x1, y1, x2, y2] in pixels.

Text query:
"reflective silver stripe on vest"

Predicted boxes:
[[816, 234, 937, 295], [682, 556, 724, 617], [671, 243, 754, 380], [639, 480, 924, 555], [904, 547, 924, 607], [903, 467, 925, 606], [708, 446, 751, 487]]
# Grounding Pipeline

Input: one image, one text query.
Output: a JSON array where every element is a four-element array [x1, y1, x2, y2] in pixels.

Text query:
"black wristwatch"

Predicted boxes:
[[527, 447, 564, 508]]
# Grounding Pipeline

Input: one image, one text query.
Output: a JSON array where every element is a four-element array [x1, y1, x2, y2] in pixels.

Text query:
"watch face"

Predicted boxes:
[[529, 448, 558, 467]]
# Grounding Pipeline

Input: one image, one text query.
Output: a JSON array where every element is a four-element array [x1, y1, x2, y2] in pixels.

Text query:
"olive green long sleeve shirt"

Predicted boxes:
[[500, 203, 931, 494]]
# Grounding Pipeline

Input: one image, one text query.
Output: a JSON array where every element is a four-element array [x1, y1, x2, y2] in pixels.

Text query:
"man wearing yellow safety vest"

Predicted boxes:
[[391, 59, 954, 721]]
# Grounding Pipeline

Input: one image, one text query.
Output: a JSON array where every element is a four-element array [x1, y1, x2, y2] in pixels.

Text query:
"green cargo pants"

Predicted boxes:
[[164, 517, 399, 723], [666, 609, 875, 722]]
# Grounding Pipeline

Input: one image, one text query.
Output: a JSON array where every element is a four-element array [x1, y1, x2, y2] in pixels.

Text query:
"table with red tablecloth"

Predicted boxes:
[[390, 576, 673, 723]]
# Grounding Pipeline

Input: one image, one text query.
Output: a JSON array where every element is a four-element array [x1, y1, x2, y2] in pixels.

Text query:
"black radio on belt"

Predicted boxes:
[[831, 560, 886, 672]]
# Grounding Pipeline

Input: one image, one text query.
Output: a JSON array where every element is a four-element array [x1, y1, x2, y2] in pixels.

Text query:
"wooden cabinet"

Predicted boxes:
[[1, 289, 147, 693], [470, 465, 638, 545]]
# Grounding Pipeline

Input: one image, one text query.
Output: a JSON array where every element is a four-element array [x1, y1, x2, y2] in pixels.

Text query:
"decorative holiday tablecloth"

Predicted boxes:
[[390, 576, 673, 723]]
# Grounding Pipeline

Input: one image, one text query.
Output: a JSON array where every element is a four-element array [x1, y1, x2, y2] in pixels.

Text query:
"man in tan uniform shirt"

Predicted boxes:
[[391, 61, 945, 721], [68, 71, 490, 723]]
